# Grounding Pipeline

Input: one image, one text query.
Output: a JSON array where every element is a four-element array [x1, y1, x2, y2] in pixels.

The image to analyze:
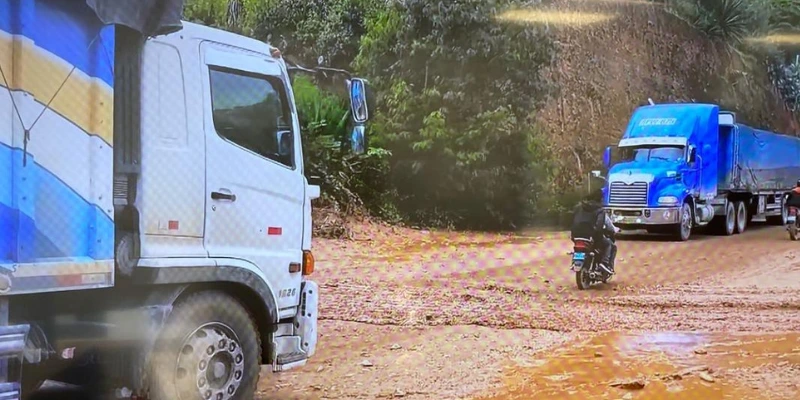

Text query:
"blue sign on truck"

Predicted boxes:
[[599, 103, 800, 241]]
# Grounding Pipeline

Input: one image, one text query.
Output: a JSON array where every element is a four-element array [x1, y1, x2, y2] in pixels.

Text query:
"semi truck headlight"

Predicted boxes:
[[658, 196, 679, 205]]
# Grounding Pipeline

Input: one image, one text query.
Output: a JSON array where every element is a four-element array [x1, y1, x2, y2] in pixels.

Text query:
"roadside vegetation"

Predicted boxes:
[[184, 0, 800, 235]]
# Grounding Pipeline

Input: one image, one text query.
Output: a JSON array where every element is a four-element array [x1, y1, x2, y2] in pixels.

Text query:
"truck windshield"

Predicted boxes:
[[619, 145, 684, 163]]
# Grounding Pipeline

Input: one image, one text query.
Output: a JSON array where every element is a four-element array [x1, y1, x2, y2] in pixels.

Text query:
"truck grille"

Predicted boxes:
[[609, 181, 648, 206]]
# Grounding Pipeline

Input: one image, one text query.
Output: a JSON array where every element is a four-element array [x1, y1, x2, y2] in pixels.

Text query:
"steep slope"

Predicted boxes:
[[537, 0, 800, 192]]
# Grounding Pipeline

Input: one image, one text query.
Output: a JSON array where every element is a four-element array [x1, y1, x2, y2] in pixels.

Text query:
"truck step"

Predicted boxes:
[[0, 324, 29, 400], [272, 335, 308, 372], [0, 382, 20, 400], [0, 324, 29, 358]]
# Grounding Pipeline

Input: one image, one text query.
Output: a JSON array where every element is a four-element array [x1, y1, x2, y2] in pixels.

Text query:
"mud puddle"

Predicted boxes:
[[478, 331, 800, 399]]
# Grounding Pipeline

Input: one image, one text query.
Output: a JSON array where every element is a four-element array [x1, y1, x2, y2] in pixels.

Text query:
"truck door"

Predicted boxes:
[[201, 44, 304, 312]]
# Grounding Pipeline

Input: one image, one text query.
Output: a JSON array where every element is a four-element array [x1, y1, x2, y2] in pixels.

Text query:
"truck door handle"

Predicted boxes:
[[211, 191, 236, 201]]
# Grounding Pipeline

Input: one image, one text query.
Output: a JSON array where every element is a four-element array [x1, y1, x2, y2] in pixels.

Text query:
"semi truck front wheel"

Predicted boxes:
[[674, 202, 693, 242], [148, 291, 260, 400]]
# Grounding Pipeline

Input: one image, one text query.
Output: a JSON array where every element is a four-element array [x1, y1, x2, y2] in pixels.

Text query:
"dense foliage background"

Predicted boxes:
[[185, 0, 800, 234]]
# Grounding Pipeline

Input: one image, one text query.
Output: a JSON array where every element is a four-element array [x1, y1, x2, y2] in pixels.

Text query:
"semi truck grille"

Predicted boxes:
[[609, 181, 648, 206]]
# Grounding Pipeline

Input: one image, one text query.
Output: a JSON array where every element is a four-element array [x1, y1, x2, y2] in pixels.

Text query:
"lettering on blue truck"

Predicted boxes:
[[638, 118, 677, 126]]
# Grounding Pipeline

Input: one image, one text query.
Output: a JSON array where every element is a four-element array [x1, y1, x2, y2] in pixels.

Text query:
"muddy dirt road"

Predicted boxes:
[[257, 223, 800, 400]]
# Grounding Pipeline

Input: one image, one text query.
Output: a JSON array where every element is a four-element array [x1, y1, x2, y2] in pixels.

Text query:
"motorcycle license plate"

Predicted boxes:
[[789, 216, 797, 224], [573, 252, 586, 261]]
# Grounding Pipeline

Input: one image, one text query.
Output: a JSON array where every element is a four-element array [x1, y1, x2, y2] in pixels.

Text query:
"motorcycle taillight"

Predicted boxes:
[[573, 240, 590, 250]]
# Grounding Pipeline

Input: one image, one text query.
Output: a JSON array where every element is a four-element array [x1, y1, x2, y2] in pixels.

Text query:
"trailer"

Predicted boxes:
[[0, 0, 371, 398], [598, 103, 800, 241]]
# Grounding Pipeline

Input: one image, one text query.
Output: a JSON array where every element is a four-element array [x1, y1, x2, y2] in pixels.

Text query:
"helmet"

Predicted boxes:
[[796, 179, 800, 187]]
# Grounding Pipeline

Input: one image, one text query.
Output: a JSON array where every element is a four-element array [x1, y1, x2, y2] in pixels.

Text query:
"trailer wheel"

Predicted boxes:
[[734, 201, 748, 234], [722, 201, 736, 236], [148, 291, 260, 400]]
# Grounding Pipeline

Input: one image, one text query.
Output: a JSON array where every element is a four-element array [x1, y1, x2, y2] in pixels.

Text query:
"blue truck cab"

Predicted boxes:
[[599, 103, 800, 241]]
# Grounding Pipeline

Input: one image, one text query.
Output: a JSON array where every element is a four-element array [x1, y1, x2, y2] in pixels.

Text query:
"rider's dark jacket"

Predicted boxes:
[[787, 187, 800, 209], [570, 200, 609, 240]]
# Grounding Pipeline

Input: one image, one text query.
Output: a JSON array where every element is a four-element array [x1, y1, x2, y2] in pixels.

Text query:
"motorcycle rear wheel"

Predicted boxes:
[[576, 269, 591, 290]]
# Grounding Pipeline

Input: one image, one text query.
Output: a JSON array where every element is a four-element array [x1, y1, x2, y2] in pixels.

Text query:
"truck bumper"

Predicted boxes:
[[272, 280, 318, 372], [605, 207, 681, 226]]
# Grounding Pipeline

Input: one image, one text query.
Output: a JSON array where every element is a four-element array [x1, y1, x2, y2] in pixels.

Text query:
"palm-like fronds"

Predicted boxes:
[[690, 0, 751, 43]]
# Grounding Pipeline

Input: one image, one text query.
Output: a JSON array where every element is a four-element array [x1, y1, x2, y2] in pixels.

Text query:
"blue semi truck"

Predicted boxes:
[[596, 103, 800, 241]]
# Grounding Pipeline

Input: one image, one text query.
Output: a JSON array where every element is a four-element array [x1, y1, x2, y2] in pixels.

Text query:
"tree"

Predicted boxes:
[[355, 0, 556, 228]]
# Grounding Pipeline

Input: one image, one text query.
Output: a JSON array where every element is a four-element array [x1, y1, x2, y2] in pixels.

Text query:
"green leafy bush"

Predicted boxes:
[[355, 0, 556, 229], [293, 76, 392, 216]]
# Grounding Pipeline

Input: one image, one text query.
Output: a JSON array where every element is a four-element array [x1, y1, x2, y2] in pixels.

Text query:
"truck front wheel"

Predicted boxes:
[[148, 291, 260, 400], [674, 202, 692, 241]]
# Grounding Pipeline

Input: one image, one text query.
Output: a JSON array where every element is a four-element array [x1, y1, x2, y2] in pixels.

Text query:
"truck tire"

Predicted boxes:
[[673, 202, 692, 241], [721, 201, 736, 236], [148, 291, 260, 400], [734, 201, 748, 234]]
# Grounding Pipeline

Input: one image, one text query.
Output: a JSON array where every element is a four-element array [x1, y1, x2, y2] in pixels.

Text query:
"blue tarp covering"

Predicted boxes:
[[725, 126, 800, 192]]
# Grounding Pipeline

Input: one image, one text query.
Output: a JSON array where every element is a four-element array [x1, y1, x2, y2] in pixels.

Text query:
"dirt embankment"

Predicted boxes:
[[538, 0, 800, 190]]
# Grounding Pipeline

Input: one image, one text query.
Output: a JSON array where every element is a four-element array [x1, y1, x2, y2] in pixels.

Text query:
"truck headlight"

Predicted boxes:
[[658, 196, 679, 205]]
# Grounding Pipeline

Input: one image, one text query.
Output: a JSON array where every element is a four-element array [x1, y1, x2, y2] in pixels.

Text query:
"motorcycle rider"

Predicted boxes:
[[570, 189, 618, 274], [786, 180, 800, 216]]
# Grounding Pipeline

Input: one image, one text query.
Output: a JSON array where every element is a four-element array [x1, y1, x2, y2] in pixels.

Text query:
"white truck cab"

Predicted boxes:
[[0, 2, 370, 398], [137, 22, 314, 321]]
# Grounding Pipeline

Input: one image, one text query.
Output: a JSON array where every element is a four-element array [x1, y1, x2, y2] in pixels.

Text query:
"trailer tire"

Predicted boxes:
[[734, 201, 748, 234], [722, 201, 736, 236], [148, 290, 260, 400]]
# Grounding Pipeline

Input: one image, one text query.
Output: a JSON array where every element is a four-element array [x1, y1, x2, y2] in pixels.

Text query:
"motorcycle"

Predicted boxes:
[[569, 231, 618, 290], [788, 206, 799, 241]]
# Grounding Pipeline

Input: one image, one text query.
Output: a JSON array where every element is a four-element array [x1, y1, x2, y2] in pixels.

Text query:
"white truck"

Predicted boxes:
[[0, 0, 370, 398]]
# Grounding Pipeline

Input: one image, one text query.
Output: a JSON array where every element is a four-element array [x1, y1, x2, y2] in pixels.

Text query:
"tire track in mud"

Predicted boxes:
[[319, 226, 800, 333], [319, 280, 800, 332]]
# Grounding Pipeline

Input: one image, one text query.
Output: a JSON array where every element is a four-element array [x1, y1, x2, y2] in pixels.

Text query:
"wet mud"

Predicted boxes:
[[480, 332, 800, 400]]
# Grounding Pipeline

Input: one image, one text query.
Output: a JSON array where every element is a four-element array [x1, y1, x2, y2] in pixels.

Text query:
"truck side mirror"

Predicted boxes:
[[688, 147, 697, 163], [277, 130, 293, 157], [349, 78, 370, 124], [603, 146, 613, 169], [349, 125, 366, 155]]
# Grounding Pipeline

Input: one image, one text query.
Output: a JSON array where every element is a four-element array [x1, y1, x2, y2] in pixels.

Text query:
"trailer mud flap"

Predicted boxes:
[[0, 324, 30, 400]]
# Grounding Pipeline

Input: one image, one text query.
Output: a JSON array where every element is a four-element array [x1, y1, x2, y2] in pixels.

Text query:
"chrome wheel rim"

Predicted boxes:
[[681, 205, 691, 238], [175, 323, 244, 400], [736, 203, 746, 232], [726, 206, 735, 233]]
